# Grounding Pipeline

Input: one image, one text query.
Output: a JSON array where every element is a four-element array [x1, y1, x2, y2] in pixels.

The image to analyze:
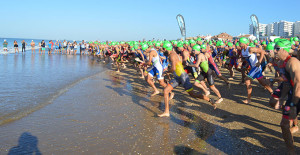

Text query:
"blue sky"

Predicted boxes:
[[0, 0, 299, 41]]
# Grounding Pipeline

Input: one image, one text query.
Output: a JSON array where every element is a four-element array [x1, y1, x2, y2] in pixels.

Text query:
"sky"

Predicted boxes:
[[0, 0, 299, 41]]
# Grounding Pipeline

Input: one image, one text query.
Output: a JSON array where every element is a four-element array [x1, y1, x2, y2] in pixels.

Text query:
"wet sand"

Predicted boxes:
[[0, 63, 300, 154]]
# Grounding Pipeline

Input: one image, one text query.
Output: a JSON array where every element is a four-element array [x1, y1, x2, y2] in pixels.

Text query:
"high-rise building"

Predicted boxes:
[[278, 20, 294, 38], [273, 22, 279, 36], [249, 20, 298, 37], [249, 23, 267, 37], [294, 21, 300, 37], [266, 23, 274, 36], [259, 24, 267, 36]]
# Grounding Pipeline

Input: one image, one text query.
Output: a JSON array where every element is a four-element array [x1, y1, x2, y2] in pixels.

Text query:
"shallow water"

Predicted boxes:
[[0, 51, 104, 125]]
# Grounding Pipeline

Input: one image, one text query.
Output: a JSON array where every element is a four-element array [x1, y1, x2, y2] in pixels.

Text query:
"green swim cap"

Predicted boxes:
[[173, 41, 178, 45], [274, 38, 280, 43], [192, 44, 201, 51], [120, 41, 125, 45], [163, 42, 173, 51], [134, 44, 139, 49], [294, 37, 299, 41], [155, 43, 161, 47], [111, 42, 116, 46], [200, 44, 207, 50], [177, 42, 184, 48], [209, 41, 212, 45], [131, 47, 135, 51], [184, 40, 189, 45], [254, 40, 258, 43], [116, 42, 120, 45], [235, 42, 239, 47], [189, 39, 196, 44], [275, 39, 291, 52], [249, 42, 254, 47], [266, 42, 275, 51], [291, 41, 295, 45], [262, 41, 266, 45], [216, 41, 224, 46], [239, 37, 249, 44], [196, 38, 202, 42], [227, 42, 233, 47], [141, 44, 149, 51]]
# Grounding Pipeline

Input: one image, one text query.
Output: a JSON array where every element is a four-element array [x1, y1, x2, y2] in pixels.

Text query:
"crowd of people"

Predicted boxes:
[[84, 37, 299, 154], [2, 36, 300, 153]]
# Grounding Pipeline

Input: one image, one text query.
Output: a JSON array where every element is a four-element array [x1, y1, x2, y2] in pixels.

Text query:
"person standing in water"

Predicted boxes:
[[3, 39, 8, 52], [14, 40, 19, 53], [21, 40, 27, 52], [30, 40, 35, 53]]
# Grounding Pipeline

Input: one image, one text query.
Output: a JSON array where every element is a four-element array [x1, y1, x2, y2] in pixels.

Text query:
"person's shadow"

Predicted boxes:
[[8, 132, 41, 155]]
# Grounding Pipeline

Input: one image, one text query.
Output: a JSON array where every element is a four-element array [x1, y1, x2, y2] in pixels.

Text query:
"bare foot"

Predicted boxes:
[[216, 98, 223, 104], [139, 76, 144, 79], [116, 70, 120, 73], [170, 92, 175, 100], [242, 99, 251, 104], [228, 77, 234, 80], [291, 126, 299, 134], [158, 112, 170, 117], [151, 91, 160, 97], [210, 98, 217, 110], [205, 91, 210, 96]]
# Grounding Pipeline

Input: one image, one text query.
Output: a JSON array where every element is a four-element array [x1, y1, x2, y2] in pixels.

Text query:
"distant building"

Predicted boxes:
[[249, 24, 267, 37], [278, 20, 294, 38], [250, 20, 299, 38], [266, 23, 275, 36], [294, 21, 300, 37]]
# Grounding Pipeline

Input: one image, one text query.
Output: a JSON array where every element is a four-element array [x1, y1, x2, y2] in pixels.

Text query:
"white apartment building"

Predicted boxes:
[[278, 20, 294, 38], [266, 23, 274, 36], [249, 24, 267, 37], [294, 21, 300, 37], [250, 20, 299, 37], [259, 24, 267, 36]]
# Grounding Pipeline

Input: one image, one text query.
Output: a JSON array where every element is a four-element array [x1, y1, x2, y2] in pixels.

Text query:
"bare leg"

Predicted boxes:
[[281, 118, 296, 155], [258, 78, 273, 94], [209, 85, 223, 104], [194, 81, 210, 96], [147, 75, 159, 96], [158, 85, 173, 117], [242, 78, 252, 104]]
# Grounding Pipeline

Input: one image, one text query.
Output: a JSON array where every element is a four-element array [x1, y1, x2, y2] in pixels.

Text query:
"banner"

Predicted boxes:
[[176, 14, 186, 40], [250, 14, 260, 41]]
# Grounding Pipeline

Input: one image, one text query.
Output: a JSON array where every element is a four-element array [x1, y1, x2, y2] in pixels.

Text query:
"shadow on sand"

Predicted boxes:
[[8, 132, 41, 155]]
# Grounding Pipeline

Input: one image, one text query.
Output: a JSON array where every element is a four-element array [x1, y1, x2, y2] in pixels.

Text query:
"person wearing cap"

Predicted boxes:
[[30, 40, 35, 53], [3, 40, 8, 52], [239, 37, 273, 104], [272, 39, 300, 155], [189, 44, 224, 105], [158, 42, 215, 117], [141, 43, 172, 97]]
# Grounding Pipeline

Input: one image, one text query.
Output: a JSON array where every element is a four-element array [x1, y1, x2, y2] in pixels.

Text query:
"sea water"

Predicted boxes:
[[0, 46, 104, 125]]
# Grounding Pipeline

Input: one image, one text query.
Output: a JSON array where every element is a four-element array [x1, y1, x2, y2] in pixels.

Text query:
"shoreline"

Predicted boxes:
[[0, 64, 299, 154]]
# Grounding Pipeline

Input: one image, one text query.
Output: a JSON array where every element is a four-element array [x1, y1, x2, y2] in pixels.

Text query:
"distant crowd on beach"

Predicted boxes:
[[2, 39, 93, 55]]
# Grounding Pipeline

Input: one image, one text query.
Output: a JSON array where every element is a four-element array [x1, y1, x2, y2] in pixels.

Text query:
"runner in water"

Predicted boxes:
[[158, 42, 215, 117]]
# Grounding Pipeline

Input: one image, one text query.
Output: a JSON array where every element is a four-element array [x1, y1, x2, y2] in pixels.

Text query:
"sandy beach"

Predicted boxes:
[[0, 63, 300, 154]]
